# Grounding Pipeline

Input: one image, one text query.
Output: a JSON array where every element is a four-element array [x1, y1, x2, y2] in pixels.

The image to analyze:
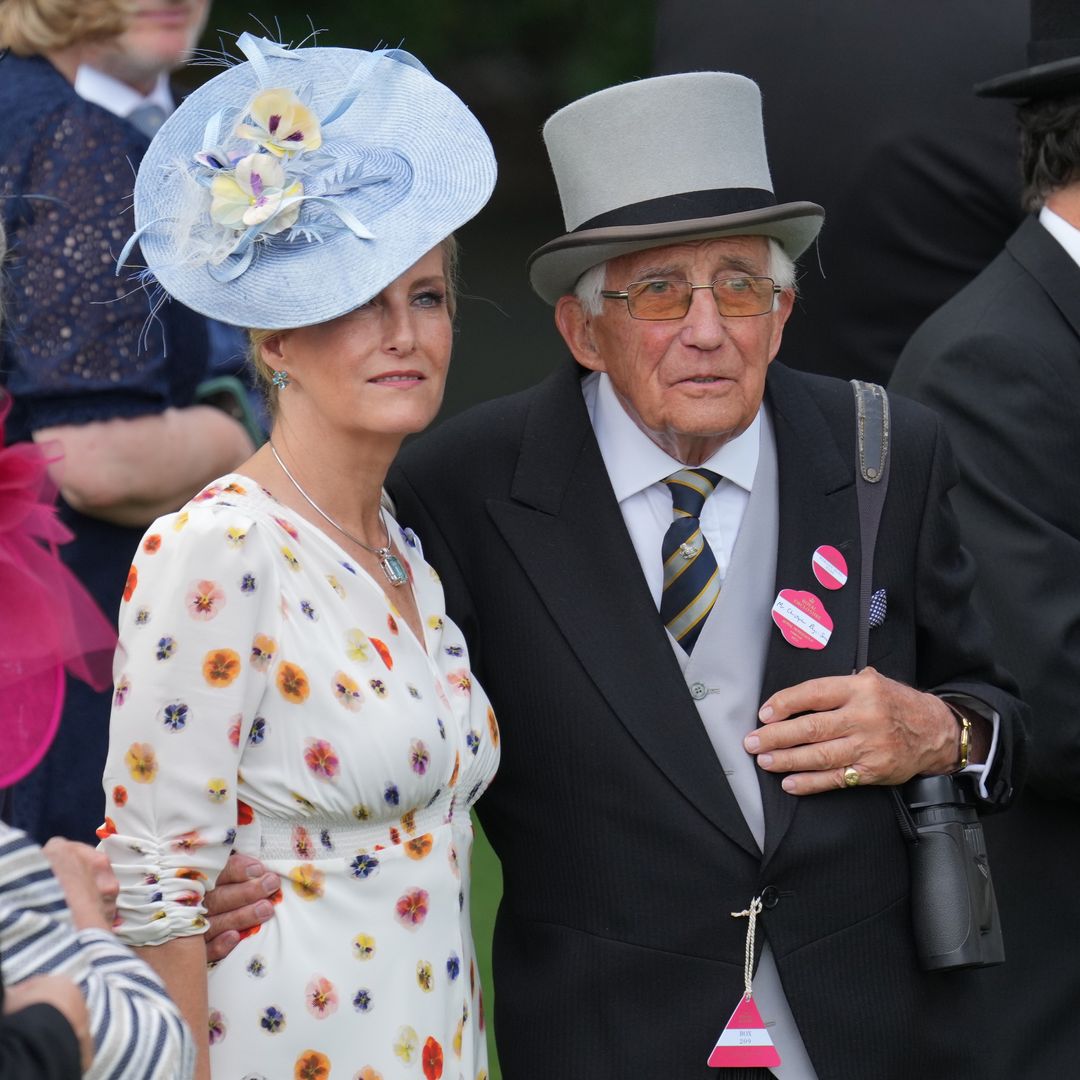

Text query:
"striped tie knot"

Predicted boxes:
[[664, 468, 722, 518], [660, 468, 722, 653]]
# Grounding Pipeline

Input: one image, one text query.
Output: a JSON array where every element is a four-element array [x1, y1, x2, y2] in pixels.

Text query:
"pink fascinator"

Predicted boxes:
[[0, 392, 116, 788]]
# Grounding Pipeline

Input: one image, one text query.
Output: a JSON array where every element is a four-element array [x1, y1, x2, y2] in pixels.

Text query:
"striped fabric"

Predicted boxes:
[[661, 468, 722, 653], [0, 825, 194, 1079]]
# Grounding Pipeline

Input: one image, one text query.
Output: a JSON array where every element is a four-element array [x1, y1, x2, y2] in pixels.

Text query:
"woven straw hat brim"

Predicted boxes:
[[134, 46, 496, 329], [527, 201, 824, 306]]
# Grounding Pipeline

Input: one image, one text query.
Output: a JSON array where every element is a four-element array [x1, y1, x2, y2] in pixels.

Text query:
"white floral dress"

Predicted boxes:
[[101, 475, 499, 1080]]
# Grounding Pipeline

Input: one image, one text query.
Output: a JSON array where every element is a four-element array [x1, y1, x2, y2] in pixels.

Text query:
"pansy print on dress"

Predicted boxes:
[[101, 474, 498, 1077]]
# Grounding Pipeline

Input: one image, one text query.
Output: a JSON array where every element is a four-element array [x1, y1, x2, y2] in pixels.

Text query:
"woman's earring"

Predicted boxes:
[[271, 369, 290, 390]]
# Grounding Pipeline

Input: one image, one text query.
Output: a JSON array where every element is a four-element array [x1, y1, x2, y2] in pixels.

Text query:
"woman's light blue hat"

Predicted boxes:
[[124, 35, 496, 329]]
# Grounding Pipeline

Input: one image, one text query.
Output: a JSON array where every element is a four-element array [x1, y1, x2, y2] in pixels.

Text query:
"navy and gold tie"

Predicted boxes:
[[661, 468, 722, 653]]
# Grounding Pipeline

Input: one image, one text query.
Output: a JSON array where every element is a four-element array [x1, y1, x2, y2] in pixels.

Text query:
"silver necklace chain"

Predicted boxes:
[[268, 443, 408, 587]]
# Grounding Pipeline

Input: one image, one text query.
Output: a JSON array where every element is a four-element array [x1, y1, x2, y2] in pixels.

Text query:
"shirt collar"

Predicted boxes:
[[74, 66, 174, 120], [590, 371, 761, 502], [1039, 205, 1080, 270]]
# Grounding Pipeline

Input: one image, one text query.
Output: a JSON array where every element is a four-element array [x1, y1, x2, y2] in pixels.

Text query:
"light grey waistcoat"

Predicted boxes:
[[668, 408, 818, 1080]]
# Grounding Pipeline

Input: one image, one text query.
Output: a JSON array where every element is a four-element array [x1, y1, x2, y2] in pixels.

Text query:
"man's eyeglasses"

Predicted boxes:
[[600, 276, 781, 320]]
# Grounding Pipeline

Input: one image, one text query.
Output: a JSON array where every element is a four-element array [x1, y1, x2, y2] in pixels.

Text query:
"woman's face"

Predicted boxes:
[[265, 246, 453, 444]]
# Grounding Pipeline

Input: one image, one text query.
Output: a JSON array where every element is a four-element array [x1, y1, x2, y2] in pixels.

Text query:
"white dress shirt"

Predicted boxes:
[[584, 370, 760, 605], [74, 66, 174, 120]]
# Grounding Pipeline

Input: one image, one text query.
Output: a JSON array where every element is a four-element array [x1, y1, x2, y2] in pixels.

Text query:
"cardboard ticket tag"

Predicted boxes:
[[708, 897, 781, 1069], [771, 589, 833, 650], [707, 994, 781, 1069], [811, 544, 848, 591]]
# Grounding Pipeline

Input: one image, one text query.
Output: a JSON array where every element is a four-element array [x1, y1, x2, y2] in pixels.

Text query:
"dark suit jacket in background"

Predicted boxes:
[[0, 967, 80, 1079], [391, 359, 1026, 1080], [654, 0, 1027, 384], [891, 215, 1080, 1075]]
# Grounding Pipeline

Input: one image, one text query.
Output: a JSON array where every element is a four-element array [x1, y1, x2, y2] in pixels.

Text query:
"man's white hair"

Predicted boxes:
[[573, 237, 797, 315]]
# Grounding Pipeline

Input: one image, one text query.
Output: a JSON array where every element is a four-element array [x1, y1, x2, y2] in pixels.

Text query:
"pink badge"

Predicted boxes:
[[707, 994, 782, 1069], [771, 589, 833, 650], [811, 544, 848, 591]]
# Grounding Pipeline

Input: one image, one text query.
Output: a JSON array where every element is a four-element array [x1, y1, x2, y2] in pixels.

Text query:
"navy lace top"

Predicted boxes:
[[0, 52, 208, 439], [0, 52, 211, 844]]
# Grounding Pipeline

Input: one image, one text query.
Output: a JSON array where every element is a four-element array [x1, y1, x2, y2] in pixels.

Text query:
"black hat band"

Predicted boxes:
[[573, 187, 776, 233]]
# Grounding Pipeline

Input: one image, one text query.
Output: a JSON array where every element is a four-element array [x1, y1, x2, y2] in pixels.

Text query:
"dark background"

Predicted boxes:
[[189, 3, 658, 419]]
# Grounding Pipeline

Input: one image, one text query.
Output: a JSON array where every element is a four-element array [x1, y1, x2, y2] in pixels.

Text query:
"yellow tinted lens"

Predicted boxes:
[[714, 277, 772, 316], [627, 280, 691, 319]]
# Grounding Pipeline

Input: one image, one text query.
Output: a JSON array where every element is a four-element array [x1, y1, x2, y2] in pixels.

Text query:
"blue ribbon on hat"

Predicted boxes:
[[116, 33, 426, 284], [235, 32, 429, 130]]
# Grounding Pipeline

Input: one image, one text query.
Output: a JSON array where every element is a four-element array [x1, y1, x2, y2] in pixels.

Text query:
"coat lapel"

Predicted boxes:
[[758, 363, 862, 865], [487, 364, 760, 858], [1008, 215, 1080, 341]]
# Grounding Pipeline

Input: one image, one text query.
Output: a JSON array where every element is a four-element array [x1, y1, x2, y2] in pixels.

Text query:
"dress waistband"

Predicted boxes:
[[252, 790, 459, 861]]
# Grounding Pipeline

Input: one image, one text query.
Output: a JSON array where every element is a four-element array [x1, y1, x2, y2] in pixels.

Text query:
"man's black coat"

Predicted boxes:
[[391, 359, 1026, 1079]]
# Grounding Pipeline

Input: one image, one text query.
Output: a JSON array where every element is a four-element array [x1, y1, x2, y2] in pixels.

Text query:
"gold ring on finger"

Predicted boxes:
[[843, 766, 861, 788]]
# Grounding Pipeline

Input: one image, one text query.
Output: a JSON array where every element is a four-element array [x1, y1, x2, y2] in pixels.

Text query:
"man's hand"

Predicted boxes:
[[4, 974, 94, 1070], [42, 838, 117, 930], [204, 853, 280, 964], [745, 667, 960, 794]]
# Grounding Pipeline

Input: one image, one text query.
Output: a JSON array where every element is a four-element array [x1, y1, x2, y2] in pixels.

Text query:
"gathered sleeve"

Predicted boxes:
[[0, 825, 194, 1080], [100, 492, 282, 945]]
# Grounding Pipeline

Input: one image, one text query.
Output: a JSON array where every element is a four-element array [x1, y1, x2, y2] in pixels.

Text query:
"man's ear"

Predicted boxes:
[[554, 295, 605, 373], [766, 288, 796, 364]]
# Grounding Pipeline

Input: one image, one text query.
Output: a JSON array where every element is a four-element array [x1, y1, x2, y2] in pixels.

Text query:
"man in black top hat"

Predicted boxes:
[[891, 2, 1080, 1071]]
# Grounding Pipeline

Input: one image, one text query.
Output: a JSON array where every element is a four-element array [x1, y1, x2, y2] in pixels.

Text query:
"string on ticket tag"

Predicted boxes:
[[706, 896, 781, 1069]]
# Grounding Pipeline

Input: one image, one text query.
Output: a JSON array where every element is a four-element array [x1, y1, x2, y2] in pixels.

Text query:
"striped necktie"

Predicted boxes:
[[661, 468, 722, 653]]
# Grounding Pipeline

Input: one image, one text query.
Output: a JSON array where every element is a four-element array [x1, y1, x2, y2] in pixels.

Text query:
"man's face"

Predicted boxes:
[[90, 0, 211, 93], [556, 235, 794, 465]]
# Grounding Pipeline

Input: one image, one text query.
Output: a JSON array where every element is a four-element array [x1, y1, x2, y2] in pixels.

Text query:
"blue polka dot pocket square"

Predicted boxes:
[[868, 588, 887, 629]]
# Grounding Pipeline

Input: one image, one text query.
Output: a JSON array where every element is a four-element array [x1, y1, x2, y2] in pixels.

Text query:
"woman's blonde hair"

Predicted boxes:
[[0, 0, 130, 56], [249, 234, 460, 416]]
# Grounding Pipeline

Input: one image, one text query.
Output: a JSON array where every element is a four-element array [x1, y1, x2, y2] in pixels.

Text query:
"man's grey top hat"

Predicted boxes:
[[975, 0, 1080, 98], [527, 72, 823, 305], [123, 34, 496, 329]]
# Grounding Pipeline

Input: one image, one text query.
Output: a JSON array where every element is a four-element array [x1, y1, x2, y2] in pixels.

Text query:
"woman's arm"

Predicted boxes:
[[100, 501, 278, 1076], [134, 938, 210, 1080], [5, 102, 252, 528], [35, 406, 254, 526]]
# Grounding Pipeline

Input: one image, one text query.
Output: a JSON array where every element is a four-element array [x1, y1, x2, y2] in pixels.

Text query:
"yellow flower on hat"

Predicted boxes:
[[236, 87, 322, 157], [210, 154, 303, 235]]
